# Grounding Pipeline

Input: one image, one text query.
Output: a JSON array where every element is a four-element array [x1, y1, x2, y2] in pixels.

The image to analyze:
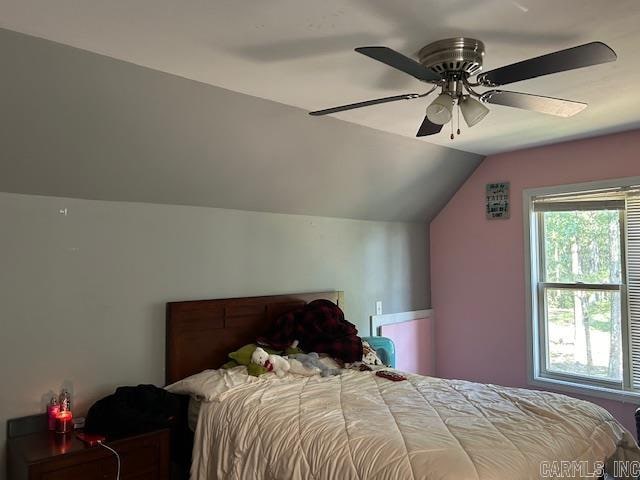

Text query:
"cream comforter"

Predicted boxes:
[[190, 370, 639, 479]]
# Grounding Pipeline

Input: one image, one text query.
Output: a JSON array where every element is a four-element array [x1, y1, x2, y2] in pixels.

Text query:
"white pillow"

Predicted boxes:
[[165, 366, 259, 402]]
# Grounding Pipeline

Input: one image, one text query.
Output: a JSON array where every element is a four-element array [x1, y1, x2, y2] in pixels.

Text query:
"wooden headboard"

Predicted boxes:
[[165, 291, 344, 384]]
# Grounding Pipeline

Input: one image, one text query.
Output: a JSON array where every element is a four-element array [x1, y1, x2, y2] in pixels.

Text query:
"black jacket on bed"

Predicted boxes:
[[85, 384, 191, 468]]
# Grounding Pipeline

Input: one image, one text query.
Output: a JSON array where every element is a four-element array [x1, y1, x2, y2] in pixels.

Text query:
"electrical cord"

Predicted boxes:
[[97, 440, 121, 480]]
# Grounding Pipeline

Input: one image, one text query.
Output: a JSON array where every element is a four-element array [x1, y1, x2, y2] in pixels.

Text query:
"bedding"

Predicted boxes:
[[190, 369, 640, 480], [165, 366, 259, 401], [187, 397, 201, 432], [257, 299, 363, 362]]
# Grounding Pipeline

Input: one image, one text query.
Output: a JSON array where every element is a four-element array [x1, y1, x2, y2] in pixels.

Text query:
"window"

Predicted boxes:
[[526, 179, 640, 400]]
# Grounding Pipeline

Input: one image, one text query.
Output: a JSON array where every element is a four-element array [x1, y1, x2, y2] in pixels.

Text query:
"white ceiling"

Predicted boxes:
[[1, 0, 639, 154]]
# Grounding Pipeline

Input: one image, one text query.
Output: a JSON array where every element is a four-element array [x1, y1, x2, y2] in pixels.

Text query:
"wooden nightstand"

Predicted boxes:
[[8, 427, 170, 480]]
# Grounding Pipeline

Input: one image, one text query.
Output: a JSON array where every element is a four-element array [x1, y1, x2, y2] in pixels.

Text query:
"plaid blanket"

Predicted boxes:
[[257, 299, 363, 363]]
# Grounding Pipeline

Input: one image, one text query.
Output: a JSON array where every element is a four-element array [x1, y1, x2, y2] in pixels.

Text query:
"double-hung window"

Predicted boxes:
[[526, 179, 640, 400]]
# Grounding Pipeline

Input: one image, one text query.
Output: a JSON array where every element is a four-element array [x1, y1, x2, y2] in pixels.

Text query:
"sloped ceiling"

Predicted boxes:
[[0, 28, 482, 222], [0, 0, 639, 154]]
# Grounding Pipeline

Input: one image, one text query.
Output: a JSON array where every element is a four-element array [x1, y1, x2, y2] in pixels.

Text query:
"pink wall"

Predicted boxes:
[[381, 317, 434, 375], [430, 129, 640, 435]]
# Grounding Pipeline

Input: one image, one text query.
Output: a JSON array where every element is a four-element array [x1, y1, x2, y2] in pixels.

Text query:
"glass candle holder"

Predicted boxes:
[[55, 411, 73, 435], [54, 430, 72, 453], [47, 403, 60, 431]]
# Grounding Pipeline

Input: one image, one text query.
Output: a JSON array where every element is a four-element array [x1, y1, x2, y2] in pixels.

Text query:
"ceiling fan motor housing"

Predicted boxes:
[[418, 37, 485, 77]]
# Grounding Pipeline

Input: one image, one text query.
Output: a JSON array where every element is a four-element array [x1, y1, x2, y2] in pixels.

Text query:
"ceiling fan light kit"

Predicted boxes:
[[426, 93, 455, 125], [460, 96, 490, 127], [309, 38, 617, 139]]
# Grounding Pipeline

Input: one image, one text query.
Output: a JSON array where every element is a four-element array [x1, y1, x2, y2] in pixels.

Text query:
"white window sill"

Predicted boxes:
[[531, 375, 640, 404]]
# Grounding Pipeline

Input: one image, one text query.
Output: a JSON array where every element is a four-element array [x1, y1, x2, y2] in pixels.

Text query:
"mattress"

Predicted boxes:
[[190, 369, 640, 480]]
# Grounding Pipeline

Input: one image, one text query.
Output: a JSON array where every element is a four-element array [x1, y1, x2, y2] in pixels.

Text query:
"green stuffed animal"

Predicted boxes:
[[285, 340, 304, 356]]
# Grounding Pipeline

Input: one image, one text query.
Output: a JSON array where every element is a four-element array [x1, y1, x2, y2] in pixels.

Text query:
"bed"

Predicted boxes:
[[166, 291, 640, 480]]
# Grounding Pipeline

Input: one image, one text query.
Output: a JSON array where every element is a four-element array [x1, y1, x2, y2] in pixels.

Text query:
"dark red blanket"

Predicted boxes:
[[257, 299, 363, 363]]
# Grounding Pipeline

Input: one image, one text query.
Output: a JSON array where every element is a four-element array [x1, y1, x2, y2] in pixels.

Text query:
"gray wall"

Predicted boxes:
[[0, 192, 428, 477], [0, 29, 476, 478], [0, 28, 482, 223]]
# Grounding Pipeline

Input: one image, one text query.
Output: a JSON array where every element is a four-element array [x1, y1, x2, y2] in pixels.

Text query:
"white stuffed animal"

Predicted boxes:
[[251, 347, 291, 378]]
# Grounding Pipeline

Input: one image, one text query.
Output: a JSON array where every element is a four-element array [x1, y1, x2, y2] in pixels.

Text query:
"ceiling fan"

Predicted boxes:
[[309, 38, 617, 139]]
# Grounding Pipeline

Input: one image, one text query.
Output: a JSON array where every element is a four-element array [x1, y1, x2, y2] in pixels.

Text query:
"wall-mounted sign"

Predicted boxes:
[[486, 182, 510, 219]]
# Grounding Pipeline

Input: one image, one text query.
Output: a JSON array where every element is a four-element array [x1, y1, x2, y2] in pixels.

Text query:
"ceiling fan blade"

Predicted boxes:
[[481, 90, 587, 117], [355, 46, 441, 83], [416, 116, 443, 137], [309, 93, 423, 116], [477, 42, 616, 86]]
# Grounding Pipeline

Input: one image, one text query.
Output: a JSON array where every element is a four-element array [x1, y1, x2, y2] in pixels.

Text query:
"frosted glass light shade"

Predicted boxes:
[[426, 94, 454, 125], [460, 96, 489, 127]]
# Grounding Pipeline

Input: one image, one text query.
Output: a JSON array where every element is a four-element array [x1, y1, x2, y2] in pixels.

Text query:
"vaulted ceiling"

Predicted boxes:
[[0, 28, 481, 222], [0, 0, 639, 155]]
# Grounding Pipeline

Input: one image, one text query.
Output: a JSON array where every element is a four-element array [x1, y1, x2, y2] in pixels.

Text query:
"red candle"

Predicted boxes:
[[55, 411, 73, 435]]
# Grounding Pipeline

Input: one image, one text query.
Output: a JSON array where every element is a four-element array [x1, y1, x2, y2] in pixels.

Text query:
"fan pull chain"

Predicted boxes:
[[450, 118, 454, 140], [457, 105, 461, 135]]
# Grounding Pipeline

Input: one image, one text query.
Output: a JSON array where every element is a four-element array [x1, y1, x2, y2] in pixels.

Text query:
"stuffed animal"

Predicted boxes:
[[288, 358, 321, 376], [289, 352, 340, 377], [251, 347, 291, 378]]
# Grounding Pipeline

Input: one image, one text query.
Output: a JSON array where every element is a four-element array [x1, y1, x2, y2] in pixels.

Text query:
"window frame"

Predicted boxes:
[[524, 176, 640, 403]]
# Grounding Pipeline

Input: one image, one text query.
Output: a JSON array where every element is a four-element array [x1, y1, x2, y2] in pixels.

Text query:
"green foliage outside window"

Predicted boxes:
[[542, 210, 622, 381]]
